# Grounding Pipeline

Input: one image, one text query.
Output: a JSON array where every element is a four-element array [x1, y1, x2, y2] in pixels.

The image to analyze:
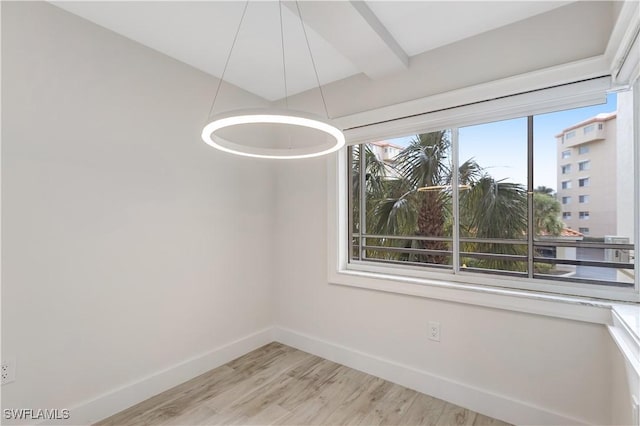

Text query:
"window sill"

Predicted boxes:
[[329, 267, 625, 325]]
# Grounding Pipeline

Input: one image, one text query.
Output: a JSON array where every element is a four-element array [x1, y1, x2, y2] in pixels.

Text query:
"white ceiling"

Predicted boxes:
[[52, 1, 572, 101]]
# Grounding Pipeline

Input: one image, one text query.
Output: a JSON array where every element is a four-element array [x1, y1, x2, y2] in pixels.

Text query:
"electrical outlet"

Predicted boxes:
[[428, 321, 440, 342], [2, 358, 16, 385]]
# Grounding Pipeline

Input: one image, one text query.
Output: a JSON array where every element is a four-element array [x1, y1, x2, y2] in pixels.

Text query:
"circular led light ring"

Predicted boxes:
[[201, 110, 346, 160]]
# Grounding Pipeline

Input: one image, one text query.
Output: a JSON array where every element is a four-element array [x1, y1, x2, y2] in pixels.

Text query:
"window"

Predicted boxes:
[[565, 130, 576, 139], [578, 160, 590, 171], [598, 123, 603, 130], [561, 150, 571, 159], [578, 146, 589, 154], [346, 90, 636, 300], [583, 124, 595, 134]]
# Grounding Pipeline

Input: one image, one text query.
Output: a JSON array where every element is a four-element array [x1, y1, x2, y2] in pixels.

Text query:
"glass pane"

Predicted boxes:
[[458, 117, 528, 275], [349, 145, 360, 261], [361, 132, 453, 267], [533, 92, 635, 286]]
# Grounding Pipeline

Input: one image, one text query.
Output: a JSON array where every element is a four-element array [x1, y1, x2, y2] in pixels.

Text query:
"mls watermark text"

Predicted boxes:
[[3, 408, 70, 420]]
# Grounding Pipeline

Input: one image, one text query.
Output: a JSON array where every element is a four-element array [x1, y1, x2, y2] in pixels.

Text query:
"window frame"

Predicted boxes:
[[578, 160, 591, 171], [329, 80, 639, 304]]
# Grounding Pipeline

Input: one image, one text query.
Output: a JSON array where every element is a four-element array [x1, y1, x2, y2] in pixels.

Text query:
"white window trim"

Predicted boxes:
[[327, 78, 640, 309]]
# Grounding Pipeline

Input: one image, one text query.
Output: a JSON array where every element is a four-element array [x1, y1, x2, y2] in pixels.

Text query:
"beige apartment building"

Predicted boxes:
[[556, 112, 617, 237]]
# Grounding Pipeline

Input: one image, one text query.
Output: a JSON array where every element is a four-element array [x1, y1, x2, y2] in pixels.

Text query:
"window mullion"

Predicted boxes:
[[347, 146, 354, 262], [452, 128, 460, 274], [359, 144, 367, 260], [527, 116, 534, 279]]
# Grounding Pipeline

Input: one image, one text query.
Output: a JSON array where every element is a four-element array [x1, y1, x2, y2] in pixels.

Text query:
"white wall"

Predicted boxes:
[[1, 2, 275, 423], [273, 158, 620, 425]]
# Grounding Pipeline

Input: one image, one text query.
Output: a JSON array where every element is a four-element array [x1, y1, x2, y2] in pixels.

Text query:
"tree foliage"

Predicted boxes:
[[353, 132, 564, 272]]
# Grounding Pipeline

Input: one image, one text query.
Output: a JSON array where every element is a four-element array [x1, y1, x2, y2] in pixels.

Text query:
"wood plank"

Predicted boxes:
[[399, 392, 447, 426], [96, 343, 297, 426], [211, 357, 341, 421], [435, 402, 477, 426], [95, 365, 237, 426], [275, 365, 371, 425], [157, 404, 217, 426], [94, 343, 511, 426], [322, 375, 394, 425], [357, 383, 419, 425], [204, 349, 316, 412], [473, 413, 512, 426]]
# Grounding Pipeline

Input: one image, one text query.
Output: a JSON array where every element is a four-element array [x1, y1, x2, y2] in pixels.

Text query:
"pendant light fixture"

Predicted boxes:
[[201, 1, 345, 160]]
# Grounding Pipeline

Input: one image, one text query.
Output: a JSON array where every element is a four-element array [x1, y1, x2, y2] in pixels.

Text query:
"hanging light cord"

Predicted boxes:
[[278, 0, 289, 109], [207, 1, 250, 119], [207, 1, 331, 121], [295, 1, 330, 119]]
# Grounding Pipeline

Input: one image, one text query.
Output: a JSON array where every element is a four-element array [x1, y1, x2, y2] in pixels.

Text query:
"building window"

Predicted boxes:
[[346, 91, 636, 301], [578, 160, 590, 171], [598, 123, 603, 130], [579, 195, 589, 203], [565, 130, 576, 139], [579, 227, 590, 235], [578, 146, 589, 154], [561, 150, 571, 159], [583, 124, 595, 134]]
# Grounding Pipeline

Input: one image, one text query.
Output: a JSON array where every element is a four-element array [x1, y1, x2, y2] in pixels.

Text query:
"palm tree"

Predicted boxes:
[[533, 192, 563, 236], [534, 185, 555, 196], [459, 177, 528, 271], [356, 131, 530, 271], [394, 131, 452, 264]]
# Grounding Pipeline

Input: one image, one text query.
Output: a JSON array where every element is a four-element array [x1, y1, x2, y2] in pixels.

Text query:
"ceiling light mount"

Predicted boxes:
[[201, 0, 344, 160]]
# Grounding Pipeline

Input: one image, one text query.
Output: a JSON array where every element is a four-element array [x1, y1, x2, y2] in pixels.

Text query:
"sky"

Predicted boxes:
[[387, 94, 618, 192]]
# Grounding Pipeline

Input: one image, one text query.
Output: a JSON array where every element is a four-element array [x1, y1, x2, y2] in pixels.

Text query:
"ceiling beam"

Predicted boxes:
[[287, 1, 409, 79]]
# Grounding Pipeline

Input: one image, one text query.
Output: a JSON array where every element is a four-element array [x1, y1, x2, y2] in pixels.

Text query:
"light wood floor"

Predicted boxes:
[[96, 343, 511, 426]]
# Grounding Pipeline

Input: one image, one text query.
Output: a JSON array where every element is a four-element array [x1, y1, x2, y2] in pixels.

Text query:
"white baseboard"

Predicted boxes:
[[43, 326, 590, 426], [54, 327, 275, 426], [273, 326, 589, 426]]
